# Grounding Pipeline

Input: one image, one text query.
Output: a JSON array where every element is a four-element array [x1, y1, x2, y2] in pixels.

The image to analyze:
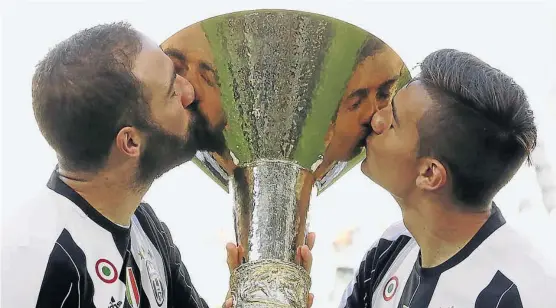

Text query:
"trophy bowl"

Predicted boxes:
[[161, 9, 410, 308]]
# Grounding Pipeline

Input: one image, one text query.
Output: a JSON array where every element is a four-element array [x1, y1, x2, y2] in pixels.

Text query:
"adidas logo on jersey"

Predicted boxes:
[[108, 296, 122, 308]]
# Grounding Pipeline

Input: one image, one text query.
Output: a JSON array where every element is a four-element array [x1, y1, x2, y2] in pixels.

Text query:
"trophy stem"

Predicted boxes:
[[230, 160, 315, 307]]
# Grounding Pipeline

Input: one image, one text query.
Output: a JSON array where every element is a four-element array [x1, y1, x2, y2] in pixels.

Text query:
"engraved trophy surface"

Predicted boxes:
[[161, 9, 410, 308]]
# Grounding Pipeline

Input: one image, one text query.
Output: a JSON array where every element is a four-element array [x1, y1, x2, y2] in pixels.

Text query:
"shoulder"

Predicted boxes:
[[486, 223, 556, 274], [2, 189, 80, 307], [361, 220, 414, 262], [4, 187, 64, 237], [3, 185, 98, 272], [2, 187, 72, 266], [356, 220, 415, 281], [338, 221, 416, 307], [479, 223, 556, 306]]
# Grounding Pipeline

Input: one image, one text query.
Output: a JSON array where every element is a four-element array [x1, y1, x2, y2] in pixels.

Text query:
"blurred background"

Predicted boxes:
[[2, 1, 555, 307]]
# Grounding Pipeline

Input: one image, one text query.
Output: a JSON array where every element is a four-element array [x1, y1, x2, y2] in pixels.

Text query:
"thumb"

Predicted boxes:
[[223, 297, 233, 308], [226, 243, 240, 273], [300, 245, 312, 272]]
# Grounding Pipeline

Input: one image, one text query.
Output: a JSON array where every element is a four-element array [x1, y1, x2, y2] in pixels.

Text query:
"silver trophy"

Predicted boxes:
[[161, 9, 410, 308]]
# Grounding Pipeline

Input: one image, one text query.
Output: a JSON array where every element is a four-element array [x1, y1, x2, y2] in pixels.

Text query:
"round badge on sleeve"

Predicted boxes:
[[95, 258, 118, 284], [383, 276, 399, 301]]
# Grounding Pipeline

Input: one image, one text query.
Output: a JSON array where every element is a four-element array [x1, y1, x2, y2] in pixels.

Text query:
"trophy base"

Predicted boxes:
[[230, 259, 311, 308]]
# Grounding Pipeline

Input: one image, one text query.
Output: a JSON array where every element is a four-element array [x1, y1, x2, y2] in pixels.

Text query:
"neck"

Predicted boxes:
[[58, 166, 150, 226], [400, 197, 491, 268]]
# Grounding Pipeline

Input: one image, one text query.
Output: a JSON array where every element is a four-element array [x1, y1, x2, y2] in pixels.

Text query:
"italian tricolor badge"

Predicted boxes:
[[126, 267, 140, 308]]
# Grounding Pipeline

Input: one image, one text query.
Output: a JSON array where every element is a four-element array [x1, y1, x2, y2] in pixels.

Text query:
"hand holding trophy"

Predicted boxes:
[[223, 232, 316, 308], [160, 9, 410, 308]]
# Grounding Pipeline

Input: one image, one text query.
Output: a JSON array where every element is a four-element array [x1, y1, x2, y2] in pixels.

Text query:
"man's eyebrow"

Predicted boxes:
[[199, 61, 215, 73], [377, 78, 398, 93], [348, 88, 369, 99], [162, 47, 187, 64]]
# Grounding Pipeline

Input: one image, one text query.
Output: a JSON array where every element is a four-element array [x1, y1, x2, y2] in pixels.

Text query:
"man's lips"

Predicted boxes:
[[356, 135, 367, 148], [357, 125, 372, 148]]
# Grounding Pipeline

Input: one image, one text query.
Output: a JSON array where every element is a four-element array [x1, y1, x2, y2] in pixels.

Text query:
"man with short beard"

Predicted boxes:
[[0, 22, 312, 308]]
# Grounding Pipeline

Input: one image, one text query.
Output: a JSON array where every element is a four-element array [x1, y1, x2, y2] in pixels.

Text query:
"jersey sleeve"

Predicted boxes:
[[138, 203, 209, 308], [338, 221, 413, 308], [2, 226, 79, 308], [35, 243, 81, 307]]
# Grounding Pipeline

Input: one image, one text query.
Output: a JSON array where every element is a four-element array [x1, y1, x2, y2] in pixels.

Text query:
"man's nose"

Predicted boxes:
[[359, 99, 374, 123], [177, 75, 195, 108]]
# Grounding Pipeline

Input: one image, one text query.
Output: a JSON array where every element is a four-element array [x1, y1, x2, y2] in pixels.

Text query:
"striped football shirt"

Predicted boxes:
[[1, 169, 209, 308], [339, 204, 556, 308]]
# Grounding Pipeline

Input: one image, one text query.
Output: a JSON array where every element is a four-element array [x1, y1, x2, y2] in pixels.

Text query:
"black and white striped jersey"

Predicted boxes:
[[1, 169, 209, 308], [339, 205, 556, 308]]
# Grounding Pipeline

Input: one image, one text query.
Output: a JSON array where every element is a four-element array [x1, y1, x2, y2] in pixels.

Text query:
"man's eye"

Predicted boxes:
[[171, 90, 178, 97], [376, 90, 390, 100], [201, 70, 217, 87], [348, 98, 362, 111]]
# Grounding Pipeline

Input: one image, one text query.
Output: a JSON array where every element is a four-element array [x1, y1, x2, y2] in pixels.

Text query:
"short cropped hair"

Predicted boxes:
[[356, 36, 386, 64], [32, 22, 149, 173], [416, 49, 537, 208]]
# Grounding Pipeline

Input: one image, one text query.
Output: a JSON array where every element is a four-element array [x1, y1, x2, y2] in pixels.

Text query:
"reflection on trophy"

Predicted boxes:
[[161, 9, 410, 307]]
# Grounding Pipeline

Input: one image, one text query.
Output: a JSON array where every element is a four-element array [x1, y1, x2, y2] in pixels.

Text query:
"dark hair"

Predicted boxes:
[[356, 36, 386, 64], [32, 22, 149, 173], [416, 49, 537, 208]]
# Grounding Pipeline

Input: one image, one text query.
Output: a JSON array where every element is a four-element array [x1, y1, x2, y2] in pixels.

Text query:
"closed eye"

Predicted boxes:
[[376, 78, 398, 101], [348, 98, 363, 111], [376, 89, 390, 100], [199, 61, 218, 87], [347, 88, 369, 111]]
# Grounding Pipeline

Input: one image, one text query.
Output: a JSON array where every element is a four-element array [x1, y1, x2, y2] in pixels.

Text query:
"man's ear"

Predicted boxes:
[[114, 127, 143, 158], [415, 157, 447, 191]]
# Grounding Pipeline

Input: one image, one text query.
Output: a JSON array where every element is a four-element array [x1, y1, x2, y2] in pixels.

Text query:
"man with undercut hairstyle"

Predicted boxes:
[[338, 49, 556, 308], [227, 49, 556, 308]]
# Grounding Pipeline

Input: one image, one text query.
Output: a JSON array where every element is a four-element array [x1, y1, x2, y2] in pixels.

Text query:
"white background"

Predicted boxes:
[[2, 1, 556, 307]]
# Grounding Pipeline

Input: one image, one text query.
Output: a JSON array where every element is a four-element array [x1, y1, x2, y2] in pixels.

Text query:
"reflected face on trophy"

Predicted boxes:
[[159, 10, 413, 307], [362, 80, 431, 198], [332, 43, 403, 159], [161, 24, 236, 175], [315, 40, 404, 179], [162, 23, 226, 133]]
